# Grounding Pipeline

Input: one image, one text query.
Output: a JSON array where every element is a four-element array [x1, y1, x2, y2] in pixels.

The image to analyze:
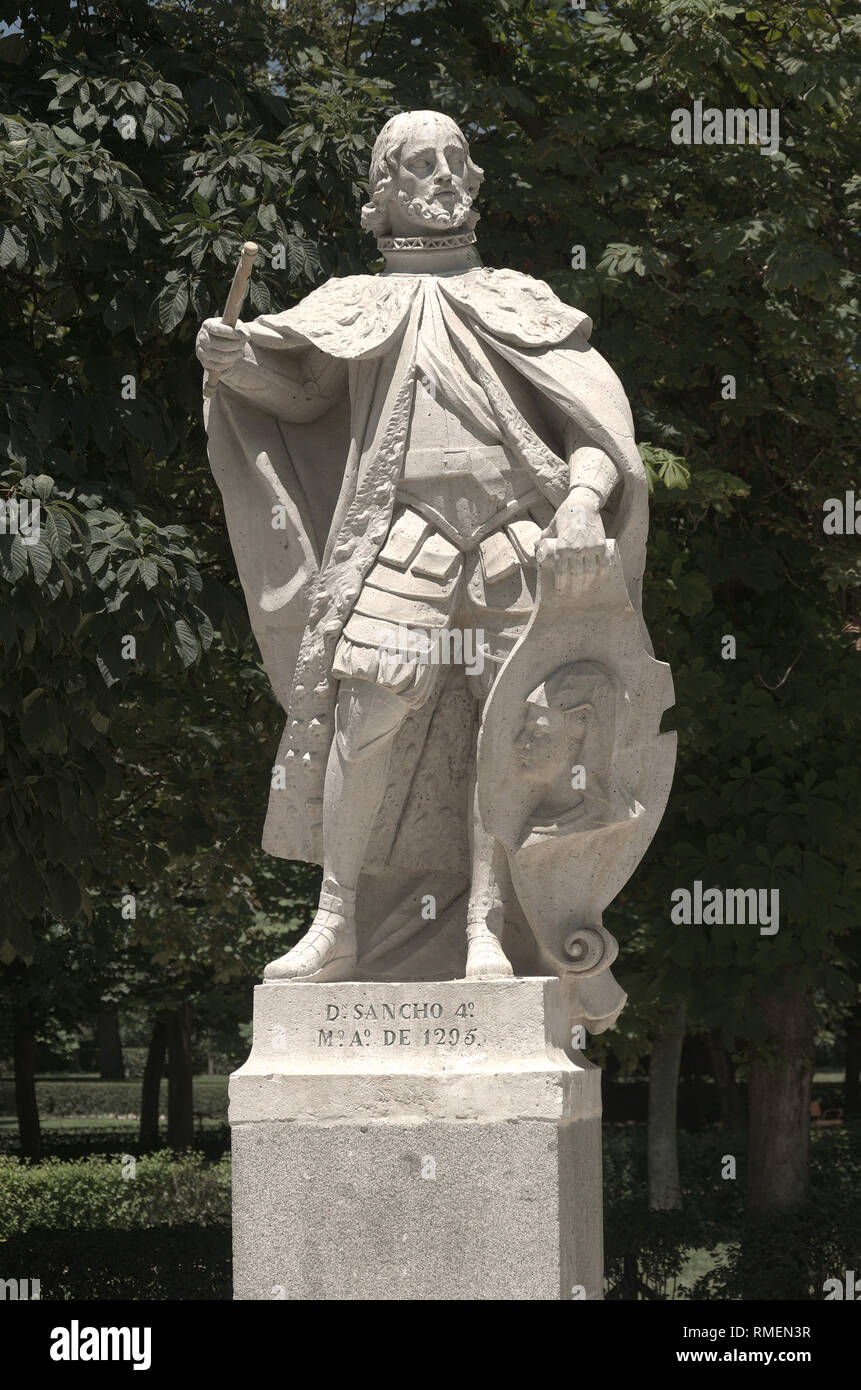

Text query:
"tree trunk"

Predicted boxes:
[[165, 1003, 194, 1150], [139, 1014, 166, 1149], [844, 1004, 861, 1120], [747, 991, 813, 1214], [96, 1007, 125, 1080], [707, 1030, 746, 1133], [13, 1001, 41, 1161], [648, 997, 686, 1210]]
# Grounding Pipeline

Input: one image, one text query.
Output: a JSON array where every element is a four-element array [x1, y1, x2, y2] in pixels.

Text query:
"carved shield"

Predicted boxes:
[[477, 539, 676, 980]]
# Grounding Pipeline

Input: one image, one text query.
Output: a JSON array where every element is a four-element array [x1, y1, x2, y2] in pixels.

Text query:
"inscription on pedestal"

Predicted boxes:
[[264, 992, 485, 1057], [246, 977, 575, 1073], [316, 997, 480, 1051]]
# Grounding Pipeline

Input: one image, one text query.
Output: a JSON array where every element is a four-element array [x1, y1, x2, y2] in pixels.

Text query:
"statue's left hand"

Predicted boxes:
[[538, 486, 611, 594]]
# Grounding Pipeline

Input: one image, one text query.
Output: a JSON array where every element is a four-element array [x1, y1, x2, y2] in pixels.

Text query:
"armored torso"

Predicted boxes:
[[397, 278, 539, 548]]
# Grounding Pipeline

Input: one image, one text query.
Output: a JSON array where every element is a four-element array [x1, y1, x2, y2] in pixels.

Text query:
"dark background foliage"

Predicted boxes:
[[0, 0, 858, 1297]]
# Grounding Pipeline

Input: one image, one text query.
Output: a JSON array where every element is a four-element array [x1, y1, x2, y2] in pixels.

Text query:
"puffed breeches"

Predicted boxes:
[[331, 501, 552, 761]]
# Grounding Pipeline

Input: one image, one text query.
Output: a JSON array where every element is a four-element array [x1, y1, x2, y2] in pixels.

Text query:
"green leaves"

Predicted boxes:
[[155, 276, 189, 334], [665, 560, 713, 617], [0, 226, 24, 269], [26, 538, 53, 585], [0, 463, 219, 960], [639, 445, 692, 493], [1, 0, 858, 1067], [171, 617, 200, 668]]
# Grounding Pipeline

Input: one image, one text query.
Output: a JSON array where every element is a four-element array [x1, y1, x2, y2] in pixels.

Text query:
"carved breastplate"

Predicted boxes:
[[398, 290, 538, 546]]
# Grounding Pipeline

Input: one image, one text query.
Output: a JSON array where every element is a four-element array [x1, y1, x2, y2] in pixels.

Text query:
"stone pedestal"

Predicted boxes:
[[229, 976, 603, 1300]]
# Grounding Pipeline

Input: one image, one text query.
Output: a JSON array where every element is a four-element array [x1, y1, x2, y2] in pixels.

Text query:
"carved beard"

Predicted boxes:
[[395, 186, 474, 231]]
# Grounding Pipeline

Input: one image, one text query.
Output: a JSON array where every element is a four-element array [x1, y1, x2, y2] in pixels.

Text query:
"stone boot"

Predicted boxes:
[[264, 880, 358, 982], [464, 892, 514, 979]]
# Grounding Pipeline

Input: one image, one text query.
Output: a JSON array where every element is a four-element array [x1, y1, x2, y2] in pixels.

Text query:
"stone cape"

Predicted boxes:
[[204, 266, 651, 980]]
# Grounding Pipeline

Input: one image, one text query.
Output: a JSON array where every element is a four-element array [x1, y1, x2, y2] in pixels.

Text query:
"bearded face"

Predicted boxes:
[[386, 118, 476, 236]]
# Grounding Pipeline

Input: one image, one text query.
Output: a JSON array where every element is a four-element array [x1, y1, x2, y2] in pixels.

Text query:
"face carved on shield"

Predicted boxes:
[[515, 700, 591, 784], [360, 111, 484, 239], [512, 661, 631, 837]]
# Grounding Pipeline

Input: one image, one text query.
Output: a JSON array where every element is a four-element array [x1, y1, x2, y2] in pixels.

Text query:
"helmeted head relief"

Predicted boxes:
[[361, 110, 484, 238], [515, 662, 616, 785]]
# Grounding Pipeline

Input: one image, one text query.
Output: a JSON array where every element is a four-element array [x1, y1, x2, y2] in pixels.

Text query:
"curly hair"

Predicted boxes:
[[361, 111, 484, 236]]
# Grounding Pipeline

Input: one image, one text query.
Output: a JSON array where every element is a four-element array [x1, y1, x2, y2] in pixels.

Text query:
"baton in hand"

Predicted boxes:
[[203, 240, 259, 399]]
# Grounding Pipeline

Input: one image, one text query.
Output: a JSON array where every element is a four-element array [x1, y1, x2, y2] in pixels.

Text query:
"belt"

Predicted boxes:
[[394, 488, 543, 550]]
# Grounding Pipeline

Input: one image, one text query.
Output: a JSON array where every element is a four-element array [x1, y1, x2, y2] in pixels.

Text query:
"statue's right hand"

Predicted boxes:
[[195, 318, 247, 373]]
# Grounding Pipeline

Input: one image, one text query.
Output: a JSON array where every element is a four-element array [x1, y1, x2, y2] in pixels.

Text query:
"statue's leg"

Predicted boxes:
[[263, 680, 411, 982], [461, 528, 544, 978], [265, 512, 462, 981], [465, 753, 514, 979]]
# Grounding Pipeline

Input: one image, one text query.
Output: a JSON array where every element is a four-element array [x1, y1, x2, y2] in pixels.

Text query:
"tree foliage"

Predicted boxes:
[[0, 1, 859, 1156]]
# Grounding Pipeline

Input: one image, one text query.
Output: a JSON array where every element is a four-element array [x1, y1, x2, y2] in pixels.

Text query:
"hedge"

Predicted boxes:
[[2, 1126, 857, 1300], [0, 1225, 231, 1300], [0, 1077, 229, 1120], [0, 1150, 232, 1299], [604, 1123, 861, 1300], [0, 1151, 230, 1236]]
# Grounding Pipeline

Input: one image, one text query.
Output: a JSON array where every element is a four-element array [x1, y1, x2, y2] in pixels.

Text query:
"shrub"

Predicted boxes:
[[605, 1200, 715, 1299], [0, 1225, 231, 1300], [0, 1151, 231, 1237], [603, 1122, 861, 1299], [688, 1126, 861, 1300], [0, 1077, 229, 1120]]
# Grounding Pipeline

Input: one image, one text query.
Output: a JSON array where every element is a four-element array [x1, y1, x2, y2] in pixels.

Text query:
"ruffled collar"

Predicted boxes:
[[378, 229, 480, 276]]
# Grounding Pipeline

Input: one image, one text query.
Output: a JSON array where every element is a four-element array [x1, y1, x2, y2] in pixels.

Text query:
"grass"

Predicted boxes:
[[0, 1072, 231, 1085], [0, 1114, 228, 1132], [0, 1073, 230, 1120], [0, 1075, 231, 1154]]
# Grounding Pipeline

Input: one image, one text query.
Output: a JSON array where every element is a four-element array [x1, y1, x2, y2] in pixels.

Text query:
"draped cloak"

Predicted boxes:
[[204, 266, 650, 977]]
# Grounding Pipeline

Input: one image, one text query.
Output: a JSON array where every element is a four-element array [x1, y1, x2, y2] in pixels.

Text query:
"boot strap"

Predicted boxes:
[[319, 878, 357, 917]]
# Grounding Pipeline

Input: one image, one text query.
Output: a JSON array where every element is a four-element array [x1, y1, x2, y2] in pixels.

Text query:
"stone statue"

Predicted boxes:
[[198, 110, 674, 999]]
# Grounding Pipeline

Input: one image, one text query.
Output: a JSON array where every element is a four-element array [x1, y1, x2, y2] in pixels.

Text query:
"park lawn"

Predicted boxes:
[[0, 1114, 228, 1133], [0, 1073, 230, 1121]]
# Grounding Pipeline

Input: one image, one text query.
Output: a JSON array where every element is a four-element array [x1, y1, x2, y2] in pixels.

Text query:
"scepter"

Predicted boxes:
[[203, 240, 259, 398]]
